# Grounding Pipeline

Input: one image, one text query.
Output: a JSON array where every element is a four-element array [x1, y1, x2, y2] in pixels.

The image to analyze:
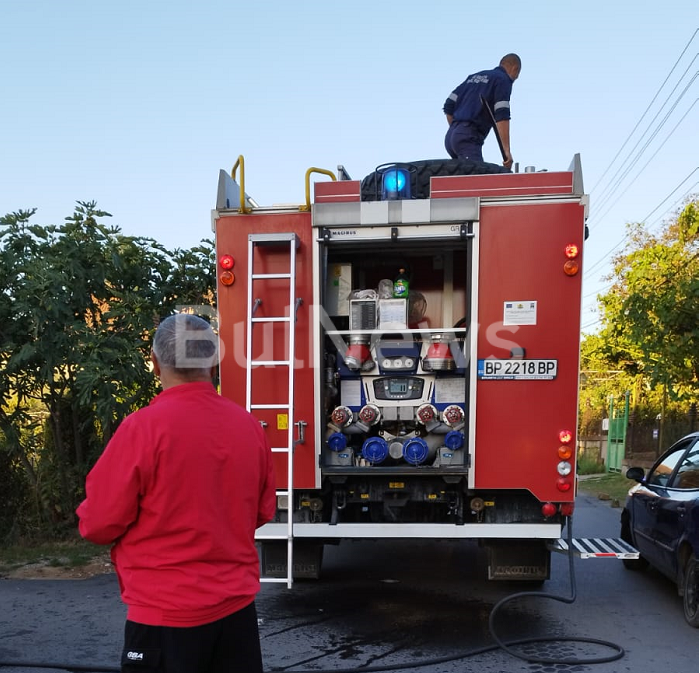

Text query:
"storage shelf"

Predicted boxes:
[[324, 327, 467, 336], [321, 466, 469, 476]]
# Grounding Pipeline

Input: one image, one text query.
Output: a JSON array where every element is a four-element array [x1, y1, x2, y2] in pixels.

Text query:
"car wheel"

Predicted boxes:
[[682, 555, 699, 628], [620, 518, 649, 571]]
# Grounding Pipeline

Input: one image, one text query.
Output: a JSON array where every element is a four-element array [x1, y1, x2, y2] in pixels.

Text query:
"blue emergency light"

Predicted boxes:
[[379, 165, 412, 200], [384, 169, 406, 193]]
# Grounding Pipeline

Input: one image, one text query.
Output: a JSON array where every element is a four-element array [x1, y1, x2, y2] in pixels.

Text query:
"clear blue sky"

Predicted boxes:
[[2, 1, 698, 332]]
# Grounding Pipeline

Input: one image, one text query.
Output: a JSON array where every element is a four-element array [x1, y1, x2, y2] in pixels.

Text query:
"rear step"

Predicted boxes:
[[548, 537, 639, 559]]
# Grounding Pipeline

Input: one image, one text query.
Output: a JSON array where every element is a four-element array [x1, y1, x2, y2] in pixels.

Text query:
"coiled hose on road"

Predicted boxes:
[[0, 517, 624, 672]]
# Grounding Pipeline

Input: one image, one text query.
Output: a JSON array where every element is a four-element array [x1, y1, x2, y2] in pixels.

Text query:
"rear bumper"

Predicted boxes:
[[256, 522, 561, 540]]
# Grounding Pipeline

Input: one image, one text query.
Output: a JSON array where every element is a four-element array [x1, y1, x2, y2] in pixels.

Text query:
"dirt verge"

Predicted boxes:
[[1, 550, 114, 580]]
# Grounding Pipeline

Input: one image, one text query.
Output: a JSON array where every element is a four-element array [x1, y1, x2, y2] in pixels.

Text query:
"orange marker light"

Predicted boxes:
[[219, 271, 235, 286], [563, 260, 579, 276], [558, 445, 573, 460]]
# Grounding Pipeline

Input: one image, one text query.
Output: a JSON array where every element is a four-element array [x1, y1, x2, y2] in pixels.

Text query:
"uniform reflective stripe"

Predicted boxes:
[[494, 101, 510, 111], [448, 93, 458, 101]]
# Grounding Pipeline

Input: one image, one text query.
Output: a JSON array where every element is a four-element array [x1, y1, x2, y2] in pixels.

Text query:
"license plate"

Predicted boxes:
[[477, 359, 557, 380]]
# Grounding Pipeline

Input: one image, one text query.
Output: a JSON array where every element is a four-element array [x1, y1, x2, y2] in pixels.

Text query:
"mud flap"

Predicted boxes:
[[483, 540, 551, 581], [259, 541, 324, 580]]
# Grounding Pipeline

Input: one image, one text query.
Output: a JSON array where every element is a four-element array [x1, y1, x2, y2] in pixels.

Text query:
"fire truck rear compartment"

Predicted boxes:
[[320, 241, 472, 477], [280, 481, 558, 527], [262, 483, 558, 580]]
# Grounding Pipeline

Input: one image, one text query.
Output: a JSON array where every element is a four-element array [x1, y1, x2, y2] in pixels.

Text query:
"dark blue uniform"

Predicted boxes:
[[443, 65, 514, 161]]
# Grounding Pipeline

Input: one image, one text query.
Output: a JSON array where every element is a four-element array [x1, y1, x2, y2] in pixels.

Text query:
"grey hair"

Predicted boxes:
[[152, 314, 218, 371]]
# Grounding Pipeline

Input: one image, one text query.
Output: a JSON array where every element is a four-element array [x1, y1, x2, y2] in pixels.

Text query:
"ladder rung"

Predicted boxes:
[[252, 273, 292, 280], [251, 361, 292, 367], [250, 404, 291, 410], [252, 317, 292, 323], [250, 233, 298, 244], [261, 577, 292, 583], [256, 534, 291, 541], [275, 490, 290, 496], [272, 448, 292, 453]]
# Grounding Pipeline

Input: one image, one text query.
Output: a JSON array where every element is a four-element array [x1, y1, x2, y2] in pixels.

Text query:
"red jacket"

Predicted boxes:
[[77, 381, 276, 627]]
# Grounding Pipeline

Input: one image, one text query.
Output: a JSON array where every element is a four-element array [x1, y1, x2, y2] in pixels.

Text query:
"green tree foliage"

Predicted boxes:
[[0, 203, 215, 536], [580, 199, 699, 434], [603, 200, 698, 392]]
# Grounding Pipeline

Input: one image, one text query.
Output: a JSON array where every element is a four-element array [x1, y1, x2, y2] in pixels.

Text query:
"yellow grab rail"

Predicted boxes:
[[301, 167, 336, 212], [230, 155, 251, 214]]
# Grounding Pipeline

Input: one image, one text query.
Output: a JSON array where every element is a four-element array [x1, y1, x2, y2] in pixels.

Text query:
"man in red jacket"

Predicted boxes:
[[77, 314, 276, 673]]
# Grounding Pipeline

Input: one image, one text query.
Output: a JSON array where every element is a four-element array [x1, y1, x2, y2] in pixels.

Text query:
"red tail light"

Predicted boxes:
[[560, 502, 575, 516], [565, 243, 579, 258], [219, 254, 235, 270], [556, 478, 572, 492], [559, 429, 573, 444]]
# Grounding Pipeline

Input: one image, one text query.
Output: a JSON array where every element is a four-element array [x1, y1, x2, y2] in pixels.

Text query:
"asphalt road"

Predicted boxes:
[[0, 493, 697, 673]]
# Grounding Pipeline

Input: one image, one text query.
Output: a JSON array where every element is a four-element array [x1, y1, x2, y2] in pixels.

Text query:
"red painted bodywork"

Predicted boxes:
[[215, 168, 585, 504], [431, 172, 575, 198], [215, 212, 317, 490], [474, 201, 584, 501], [314, 180, 361, 202]]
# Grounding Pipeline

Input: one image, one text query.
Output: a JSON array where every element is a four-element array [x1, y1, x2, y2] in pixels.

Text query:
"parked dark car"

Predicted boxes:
[[621, 431, 699, 627]]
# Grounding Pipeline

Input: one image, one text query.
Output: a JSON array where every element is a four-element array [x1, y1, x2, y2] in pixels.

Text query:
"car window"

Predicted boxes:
[[670, 440, 699, 490], [647, 443, 691, 487]]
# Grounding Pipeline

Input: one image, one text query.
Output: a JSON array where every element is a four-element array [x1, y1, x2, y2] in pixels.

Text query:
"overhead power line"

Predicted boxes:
[[638, 166, 699, 224], [578, 30, 699, 334], [589, 29, 699, 196], [590, 94, 699, 227], [590, 67, 699, 224], [583, 167, 699, 280], [582, 282, 613, 300], [649, 183, 700, 232]]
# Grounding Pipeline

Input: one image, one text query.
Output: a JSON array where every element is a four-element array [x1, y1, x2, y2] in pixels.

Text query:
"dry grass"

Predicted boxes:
[[578, 472, 634, 505]]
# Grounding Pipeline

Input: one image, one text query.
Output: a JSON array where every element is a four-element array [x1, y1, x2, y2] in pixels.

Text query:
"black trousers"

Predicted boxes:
[[121, 601, 263, 673]]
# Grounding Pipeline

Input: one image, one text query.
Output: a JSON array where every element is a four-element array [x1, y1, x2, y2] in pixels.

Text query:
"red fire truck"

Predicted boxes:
[[212, 155, 633, 586]]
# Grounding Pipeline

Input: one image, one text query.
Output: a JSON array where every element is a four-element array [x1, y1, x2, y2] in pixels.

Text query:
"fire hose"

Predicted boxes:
[[0, 517, 625, 672]]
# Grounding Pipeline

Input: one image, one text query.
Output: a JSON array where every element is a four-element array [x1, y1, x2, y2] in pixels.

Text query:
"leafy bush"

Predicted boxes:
[[0, 203, 215, 538]]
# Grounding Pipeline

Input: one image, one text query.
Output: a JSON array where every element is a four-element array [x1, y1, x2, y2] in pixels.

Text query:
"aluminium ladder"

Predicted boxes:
[[246, 232, 300, 588]]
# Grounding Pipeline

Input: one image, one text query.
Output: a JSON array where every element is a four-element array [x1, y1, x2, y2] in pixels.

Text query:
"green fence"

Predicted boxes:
[[607, 392, 630, 473]]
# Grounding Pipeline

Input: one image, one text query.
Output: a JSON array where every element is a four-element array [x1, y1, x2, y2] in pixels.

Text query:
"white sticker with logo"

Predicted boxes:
[[503, 301, 537, 326]]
